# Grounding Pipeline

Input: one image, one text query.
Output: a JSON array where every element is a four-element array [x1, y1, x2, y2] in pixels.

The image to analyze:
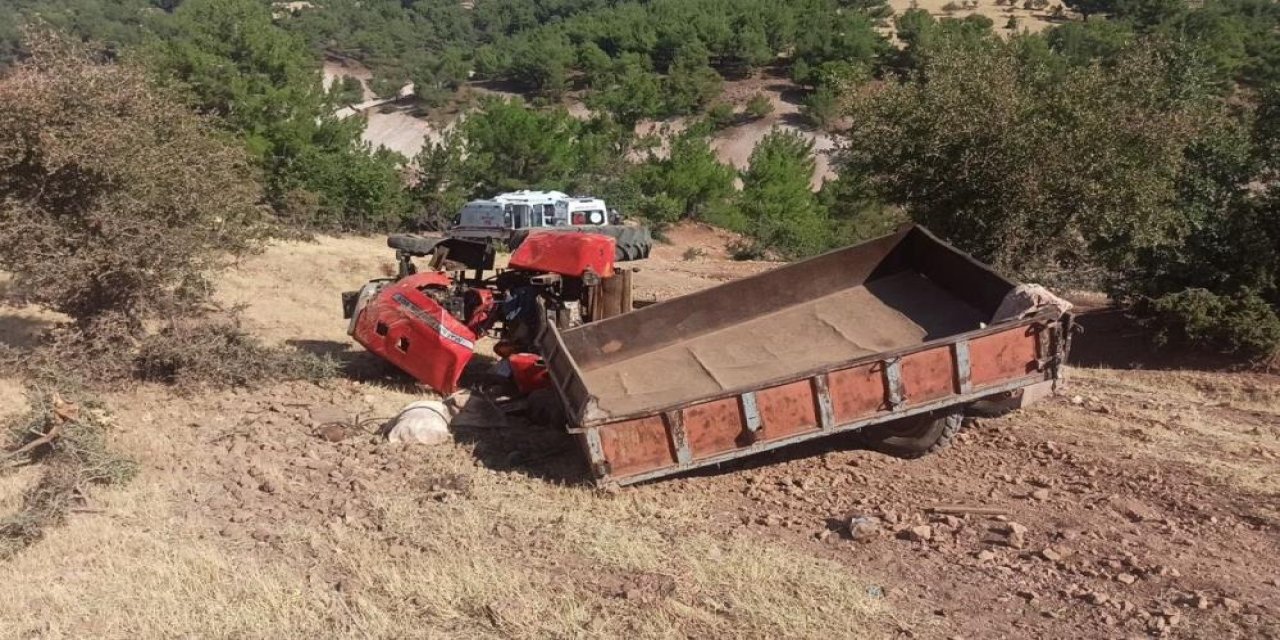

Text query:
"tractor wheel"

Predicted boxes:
[[611, 226, 652, 262], [387, 234, 445, 256], [859, 411, 966, 459]]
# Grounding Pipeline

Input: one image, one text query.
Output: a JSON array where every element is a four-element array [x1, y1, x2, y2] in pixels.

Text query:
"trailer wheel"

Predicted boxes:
[[860, 411, 966, 459], [526, 388, 566, 428]]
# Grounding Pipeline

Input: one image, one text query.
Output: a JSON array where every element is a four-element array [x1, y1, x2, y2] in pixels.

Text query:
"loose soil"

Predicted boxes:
[[0, 224, 1276, 638]]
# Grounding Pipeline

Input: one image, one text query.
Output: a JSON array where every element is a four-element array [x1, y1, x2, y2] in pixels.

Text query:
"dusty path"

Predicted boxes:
[[0, 227, 1277, 638]]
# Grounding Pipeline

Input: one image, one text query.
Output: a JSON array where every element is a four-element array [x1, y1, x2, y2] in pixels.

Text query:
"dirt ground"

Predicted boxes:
[[886, 0, 1063, 33], [1, 225, 1277, 638]]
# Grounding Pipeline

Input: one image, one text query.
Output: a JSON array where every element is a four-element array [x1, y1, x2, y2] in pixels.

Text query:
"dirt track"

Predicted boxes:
[[0, 226, 1277, 638]]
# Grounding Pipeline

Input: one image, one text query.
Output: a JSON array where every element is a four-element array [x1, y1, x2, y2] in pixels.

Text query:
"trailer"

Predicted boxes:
[[537, 226, 1073, 486]]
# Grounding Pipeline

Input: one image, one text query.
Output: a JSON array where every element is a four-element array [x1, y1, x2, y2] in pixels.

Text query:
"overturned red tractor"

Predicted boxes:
[[342, 232, 631, 394]]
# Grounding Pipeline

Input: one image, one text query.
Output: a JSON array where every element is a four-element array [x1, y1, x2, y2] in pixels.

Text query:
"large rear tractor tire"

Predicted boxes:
[[860, 411, 966, 459]]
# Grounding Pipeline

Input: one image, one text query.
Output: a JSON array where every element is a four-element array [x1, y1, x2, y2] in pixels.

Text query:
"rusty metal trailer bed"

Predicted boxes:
[[538, 226, 1071, 486]]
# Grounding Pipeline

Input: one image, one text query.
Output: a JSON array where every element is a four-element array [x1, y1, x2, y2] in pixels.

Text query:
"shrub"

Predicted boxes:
[[707, 102, 736, 129], [1145, 289, 1280, 357], [746, 93, 775, 119], [802, 87, 840, 129], [1, 390, 137, 557], [0, 32, 265, 337], [942, 2, 962, 11], [136, 320, 337, 389], [332, 75, 364, 104], [727, 240, 769, 261]]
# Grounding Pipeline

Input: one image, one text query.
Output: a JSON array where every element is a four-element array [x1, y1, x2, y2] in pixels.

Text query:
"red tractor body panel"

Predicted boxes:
[[509, 232, 616, 278], [350, 272, 477, 394], [508, 353, 552, 394]]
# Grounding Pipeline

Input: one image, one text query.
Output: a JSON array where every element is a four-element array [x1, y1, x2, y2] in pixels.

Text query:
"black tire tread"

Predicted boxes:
[[862, 412, 965, 459], [387, 234, 445, 256]]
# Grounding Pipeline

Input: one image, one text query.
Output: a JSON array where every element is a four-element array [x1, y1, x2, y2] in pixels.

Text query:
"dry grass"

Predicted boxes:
[[0, 421, 884, 639], [885, 0, 1061, 33], [1034, 367, 1280, 498], [0, 391, 137, 558]]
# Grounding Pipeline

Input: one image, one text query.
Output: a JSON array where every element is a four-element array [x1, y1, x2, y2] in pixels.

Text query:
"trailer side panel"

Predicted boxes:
[[574, 317, 1060, 485]]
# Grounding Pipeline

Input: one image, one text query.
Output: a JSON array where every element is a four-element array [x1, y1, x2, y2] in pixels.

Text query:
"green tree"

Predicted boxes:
[[726, 18, 773, 75], [631, 125, 736, 221], [728, 129, 829, 258], [1061, 0, 1118, 19], [802, 87, 841, 129], [454, 98, 582, 194], [148, 0, 409, 230], [411, 131, 469, 230], [1045, 18, 1135, 65], [845, 36, 1217, 276], [664, 41, 722, 115], [745, 93, 774, 119], [793, 8, 886, 85], [587, 54, 664, 127], [508, 31, 573, 97], [819, 172, 906, 245]]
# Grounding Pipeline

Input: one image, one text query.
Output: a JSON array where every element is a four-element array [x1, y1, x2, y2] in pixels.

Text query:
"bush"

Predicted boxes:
[[707, 102, 736, 129], [745, 93, 774, 119], [0, 32, 265, 336], [136, 321, 337, 389], [1145, 289, 1280, 357], [1, 390, 136, 557], [332, 75, 364, 104], [942, 2, 962, 11], [727, 239, 769, 261], [802, 87, 840, 129]]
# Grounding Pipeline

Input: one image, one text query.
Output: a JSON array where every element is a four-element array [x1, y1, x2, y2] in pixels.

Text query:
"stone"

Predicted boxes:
[[1116, 573, 1137, 585], [1041, 547, 1063, 562], [1220, 597, 1242, 612], [998, 522, 1029, 549], [1030, 489, 1051, 501], [976, 549, 997, 561], [897, 525, 933, 542], [1120, 500, 1161, 522], [317, 424, 348, 442], [848, 516, 883, 542]]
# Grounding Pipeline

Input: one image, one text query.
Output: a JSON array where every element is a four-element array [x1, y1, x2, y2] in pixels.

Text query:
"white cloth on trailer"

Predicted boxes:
[[992, 284, 1073, 324]]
